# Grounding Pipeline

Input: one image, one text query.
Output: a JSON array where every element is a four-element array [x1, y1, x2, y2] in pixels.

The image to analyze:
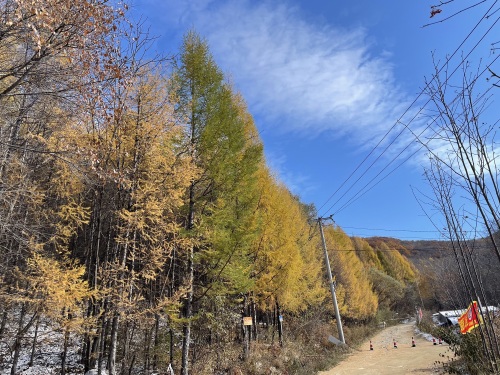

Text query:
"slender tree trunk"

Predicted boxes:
[[11, 305, 26, 375], [152, 315, 159, 372], [251, 297, 257, 341], [242, 294, 249, 360], [98, 307, 110, 375], [88, 326, 100, 372], [108, 314, 119, 375], [143, 326, 150, 374], [0, 97, 26, 179], [61, 329, 70, 375], [169, 328, 174, 366], [120, 322, 131, 375], [276, 301, 283, 347], [29, 317, 40, 367], [181, 244, 194, 375], [128, 354, 136, 375], [271, 307, 276, 345], [0, 308, 8, 340], [11, 304, 37, 375], [84, 194, 104, 372]]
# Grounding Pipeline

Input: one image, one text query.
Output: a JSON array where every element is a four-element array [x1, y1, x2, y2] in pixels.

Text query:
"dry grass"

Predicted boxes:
[[189, 316, 380, 374]]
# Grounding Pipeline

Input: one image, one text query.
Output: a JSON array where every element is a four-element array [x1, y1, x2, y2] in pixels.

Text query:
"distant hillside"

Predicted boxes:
[[362, 236, 500, 310], [363, 237, 452, 264]]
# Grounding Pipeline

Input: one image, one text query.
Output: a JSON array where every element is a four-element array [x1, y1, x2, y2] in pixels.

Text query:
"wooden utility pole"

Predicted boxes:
[[318, 217, 345, 344]]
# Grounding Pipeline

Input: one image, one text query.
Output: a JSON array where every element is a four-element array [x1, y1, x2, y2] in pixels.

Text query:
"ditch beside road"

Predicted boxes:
[[318, 321, 453, 375]]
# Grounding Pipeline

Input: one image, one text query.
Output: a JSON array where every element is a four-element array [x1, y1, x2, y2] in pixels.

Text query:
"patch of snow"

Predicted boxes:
[[85, 370, 109, 375], [414, 327, 435, 342]]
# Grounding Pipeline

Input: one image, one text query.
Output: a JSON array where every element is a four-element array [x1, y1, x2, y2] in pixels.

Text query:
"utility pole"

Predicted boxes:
[[318, 216, 345, 344]]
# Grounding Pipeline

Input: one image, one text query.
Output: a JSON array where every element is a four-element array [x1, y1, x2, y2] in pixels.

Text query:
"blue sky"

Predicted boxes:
[[129, 0, 499, 240]]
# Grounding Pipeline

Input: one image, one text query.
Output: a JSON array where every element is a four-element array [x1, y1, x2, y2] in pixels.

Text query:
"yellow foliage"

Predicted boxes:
[[352, 237, 382, 268], [252, 166, 326, 312], [323, 226, 378, 320], [374, 242, 416, 283], [22, 253, 96, 331]]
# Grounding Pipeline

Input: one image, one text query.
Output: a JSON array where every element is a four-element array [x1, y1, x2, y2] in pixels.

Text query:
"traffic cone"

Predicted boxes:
[[370, 340, 373, 350], [411, 336, 416, 347], [393, 338, 397, 349], [433, 337, 437, 345], [438, 337, 443, 344]]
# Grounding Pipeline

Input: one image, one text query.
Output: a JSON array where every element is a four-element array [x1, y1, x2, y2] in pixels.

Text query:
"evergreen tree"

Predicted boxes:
[[173, 31, 263, 375]]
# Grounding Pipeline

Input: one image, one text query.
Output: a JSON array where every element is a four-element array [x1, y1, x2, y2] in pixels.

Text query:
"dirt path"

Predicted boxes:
[[318, 321, 453, 375]]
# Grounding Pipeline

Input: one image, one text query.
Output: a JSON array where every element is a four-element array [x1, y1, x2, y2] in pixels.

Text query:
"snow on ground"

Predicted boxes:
[[0, 316, 84, 375], [414, 326, 438, 342]]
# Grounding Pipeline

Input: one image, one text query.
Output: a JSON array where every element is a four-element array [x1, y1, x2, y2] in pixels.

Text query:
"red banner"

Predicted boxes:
[[458, 301, 482, 334]]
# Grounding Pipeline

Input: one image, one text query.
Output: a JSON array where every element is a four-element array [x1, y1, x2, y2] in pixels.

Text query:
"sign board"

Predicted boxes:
[[243, 317, 253, 326], [278, 315, 283, 322]]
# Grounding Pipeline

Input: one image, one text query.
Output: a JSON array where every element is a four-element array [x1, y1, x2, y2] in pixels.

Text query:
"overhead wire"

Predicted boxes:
[[318, 0, 499, 219], [330, 4, 500, 218], [335, 67, 500, 217], [319, 1, 499, 217], [341, 226, 442, 233]]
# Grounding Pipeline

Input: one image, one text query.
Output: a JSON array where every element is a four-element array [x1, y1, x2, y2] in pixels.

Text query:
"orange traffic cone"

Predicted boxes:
[[370, 340, 373, 350], [393, 338, 397, 349], [433, 337, 437, 345], [411, 336, 416, 347]]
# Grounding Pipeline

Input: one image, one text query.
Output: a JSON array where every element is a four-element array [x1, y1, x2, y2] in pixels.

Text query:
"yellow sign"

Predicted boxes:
[[243, 317, 253, 326]]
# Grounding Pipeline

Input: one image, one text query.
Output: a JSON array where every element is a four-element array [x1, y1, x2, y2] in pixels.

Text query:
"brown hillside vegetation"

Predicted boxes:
[[401, 237, 500, 310]]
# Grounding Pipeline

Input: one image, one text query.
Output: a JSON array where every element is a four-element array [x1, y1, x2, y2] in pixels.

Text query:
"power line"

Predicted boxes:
[[320, 248, 450, 252], [318, 1, 499, 218], [341, 226, 442, 233], [317, 1, 498, 216], [335, 68, 500, 217]]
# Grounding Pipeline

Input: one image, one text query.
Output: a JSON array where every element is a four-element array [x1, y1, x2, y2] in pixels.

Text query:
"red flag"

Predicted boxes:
[[458, 301, 482, 334]]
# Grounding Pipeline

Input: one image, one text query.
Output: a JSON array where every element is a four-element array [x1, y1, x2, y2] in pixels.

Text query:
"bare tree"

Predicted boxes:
[[422, 59, 500, 372]]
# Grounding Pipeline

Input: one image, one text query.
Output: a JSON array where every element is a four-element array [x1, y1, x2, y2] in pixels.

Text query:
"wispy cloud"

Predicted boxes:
[[264, 149, 317, 197], [153, 0, 415, 143], [137, 0, 431, 197]]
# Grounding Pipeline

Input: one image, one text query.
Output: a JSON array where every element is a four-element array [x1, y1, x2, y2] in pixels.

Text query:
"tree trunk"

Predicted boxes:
[[152, 315, 159, 372], [251, 297, 258, 341], [108, 314, 119, 375], [29, 317, 40, 367], [181, 244, 194, 375], [0, 308, 8, 341], [242, 294, 249, 360], [61, 329, 70, 375], [11, 304, 37, 375], [143, 326, 150, 374], [120, 321, 131, 375], [97, 308, 110, 375], [169, 328, 174, 366], [276, 301, 283, 347], [10, 307, 25, 375]]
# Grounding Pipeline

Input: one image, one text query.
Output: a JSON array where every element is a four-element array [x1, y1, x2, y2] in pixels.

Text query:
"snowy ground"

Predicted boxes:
[[0, 317, 85, 375]]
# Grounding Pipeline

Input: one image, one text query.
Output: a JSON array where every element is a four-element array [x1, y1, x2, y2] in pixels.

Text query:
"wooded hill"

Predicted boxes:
[[0, 1, 421, 374], [399, 237, 500, 311]]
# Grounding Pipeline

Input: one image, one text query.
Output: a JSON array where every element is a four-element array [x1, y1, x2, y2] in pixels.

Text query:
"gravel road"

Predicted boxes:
[[318, 321, 453, 375]]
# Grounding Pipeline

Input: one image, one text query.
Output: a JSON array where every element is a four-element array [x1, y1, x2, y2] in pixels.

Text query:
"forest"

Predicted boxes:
[[0, 1, 422, 374]]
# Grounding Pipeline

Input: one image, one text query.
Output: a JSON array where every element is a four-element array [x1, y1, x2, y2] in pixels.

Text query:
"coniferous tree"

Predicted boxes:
[[173, 31, 263, 375]]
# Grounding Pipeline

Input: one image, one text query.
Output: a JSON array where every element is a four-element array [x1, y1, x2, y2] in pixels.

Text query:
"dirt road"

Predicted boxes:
[[318, 321, 453, 375]]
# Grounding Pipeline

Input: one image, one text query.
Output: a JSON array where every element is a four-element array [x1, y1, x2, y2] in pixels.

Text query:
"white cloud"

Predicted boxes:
[[137, 0, 431, 199], [159, 0, 416, 144]]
